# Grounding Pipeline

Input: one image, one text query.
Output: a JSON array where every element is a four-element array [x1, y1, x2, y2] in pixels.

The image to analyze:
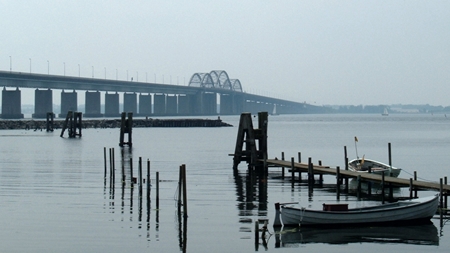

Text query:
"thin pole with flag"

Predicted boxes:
[[354, 136, 359, 159]]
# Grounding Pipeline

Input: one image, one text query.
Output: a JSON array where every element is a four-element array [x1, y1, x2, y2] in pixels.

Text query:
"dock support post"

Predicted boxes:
[[318, 160, 323, 183], [297, 152, 302, 181], [290, 157, 295, 187], [444, 176, 448, 212], [381, 171, 385, 204], [308, 157, 313, 187], [130, 157, 134, 185], [336, 166, 341, 200], [388, 143, 393, 201], [414, 171, 418, 198], [409, 178, 413, 199], [344, 158, 349, 193], [357, 175, 361, 200], [281, 152, 285, 179], [60, 111, 82, 137], [367, 167, 372, 197]]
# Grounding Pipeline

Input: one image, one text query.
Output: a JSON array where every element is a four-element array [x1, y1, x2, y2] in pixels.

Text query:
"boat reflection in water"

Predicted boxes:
[[274, 223, 439, 247]]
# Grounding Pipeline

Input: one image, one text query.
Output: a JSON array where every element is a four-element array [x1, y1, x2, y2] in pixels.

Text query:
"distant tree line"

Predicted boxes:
[[324, 104, 450, 114]]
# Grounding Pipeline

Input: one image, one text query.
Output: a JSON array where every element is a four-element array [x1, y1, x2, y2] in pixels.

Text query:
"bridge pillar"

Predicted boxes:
[[123, 92, 137, 114], [153, 94, 166, 115], [178, 95, 189, 115], [105, 92, 119, 117], [33, 88, 53, 118], [85, 91, 102, 117], [220, 94, 233, 115], [59, 90, 77, 118], [1, 87, 24, 119], [138, 93, 152, 116], [166, 95, 177, 115], [232, 94, 245, 115], [201, 92, 217, 115]]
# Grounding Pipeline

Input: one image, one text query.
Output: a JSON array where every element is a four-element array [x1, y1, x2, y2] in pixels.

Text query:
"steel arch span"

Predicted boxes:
[[189, 70, 242, 92]]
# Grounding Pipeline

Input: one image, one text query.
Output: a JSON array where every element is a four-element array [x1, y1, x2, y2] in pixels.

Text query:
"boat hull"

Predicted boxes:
[[278, 195, 439, 227]]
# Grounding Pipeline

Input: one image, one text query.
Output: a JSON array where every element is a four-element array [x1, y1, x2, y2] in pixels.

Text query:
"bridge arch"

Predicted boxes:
[[189, 70, 242, 92]]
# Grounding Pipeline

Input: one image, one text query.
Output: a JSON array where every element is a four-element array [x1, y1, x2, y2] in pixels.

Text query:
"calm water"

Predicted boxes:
[[1, 114, 449, 252]]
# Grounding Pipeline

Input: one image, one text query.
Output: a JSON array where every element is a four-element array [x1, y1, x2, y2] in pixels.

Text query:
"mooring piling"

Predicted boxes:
[[60, 111, 82, 137], [232, 112, 268, 171], [119, 112, 133, 147], [146, 159, 151, 201], [336, 166, 341, 200], [46, 112, 54, 132]]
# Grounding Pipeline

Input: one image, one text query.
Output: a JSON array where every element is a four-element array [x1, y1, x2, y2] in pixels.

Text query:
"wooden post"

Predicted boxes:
[[178, 165, 183, 215], [46, 112, 54, 132], [357, 175, 361, 201], [112, 148, 116, 180], [388, 142, 393, 202], [414, 171, 418, 198], [367, 167, 372, 197], [232, 112, 268, 171], [104, 147, 107, 177], [290, 157, 295, 187], [308, 157, 313, 187], [281, 152, 285, 179], [381, 171, 385, 204], [298, 152, 302, 181], [444, 176, 448, 212], [344, 157, 349, 192], [130, 157, 134, 185], [440, 178, 444, 211], [156, 171, 160, 210], [182, 164, 188, 218], [254, 220, 259, 245], [409, 178, 413, 199], [336, 166, 340, 200], [119, 112, 133, 147], [318, 160, 323, 183], [138, 157, 143, 196], [109, 148, 112, 177], [147, 159, 151, 201]]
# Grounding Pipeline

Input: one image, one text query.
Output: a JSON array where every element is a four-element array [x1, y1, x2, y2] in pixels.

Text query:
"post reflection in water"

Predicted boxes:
[[274, 223, 439, 247], [233, 167, 268, 218], [103, 149, 192, 249], [103, 148, 161, 243]]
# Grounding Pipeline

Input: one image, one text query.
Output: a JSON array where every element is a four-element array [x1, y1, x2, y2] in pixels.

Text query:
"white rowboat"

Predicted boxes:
[[274, 195, 439, 227], [348, 158, 401, 177]]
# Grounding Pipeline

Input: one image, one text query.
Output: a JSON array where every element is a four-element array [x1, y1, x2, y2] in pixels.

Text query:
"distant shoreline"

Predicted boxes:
[[0, 118, 232, 130]]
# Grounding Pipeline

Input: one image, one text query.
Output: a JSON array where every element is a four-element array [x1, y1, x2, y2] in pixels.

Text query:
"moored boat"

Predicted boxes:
[[348, 157, 401, 177], [273, 195, 439, 227]]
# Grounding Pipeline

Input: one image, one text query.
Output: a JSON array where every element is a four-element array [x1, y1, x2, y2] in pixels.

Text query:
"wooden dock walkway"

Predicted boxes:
[[265, 159, 450, 192]]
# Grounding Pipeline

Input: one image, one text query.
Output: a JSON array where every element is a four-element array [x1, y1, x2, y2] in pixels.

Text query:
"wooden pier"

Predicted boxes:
[[264, 158, 450, 192]]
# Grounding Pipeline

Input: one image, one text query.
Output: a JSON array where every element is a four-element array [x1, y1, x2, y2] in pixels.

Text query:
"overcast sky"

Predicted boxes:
[[1, 1, 449, 106]]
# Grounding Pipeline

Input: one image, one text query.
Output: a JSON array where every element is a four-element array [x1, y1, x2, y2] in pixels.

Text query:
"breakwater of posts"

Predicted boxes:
[[0, 117, 232, 130]]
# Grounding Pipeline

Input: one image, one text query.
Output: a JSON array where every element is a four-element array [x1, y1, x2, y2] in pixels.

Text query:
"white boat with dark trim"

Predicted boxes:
[[273, 195, 439, 227], [348, 158, 401, 177]]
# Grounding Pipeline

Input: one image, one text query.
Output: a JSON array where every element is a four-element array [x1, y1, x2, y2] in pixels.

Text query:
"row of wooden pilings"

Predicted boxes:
[[103, 147, 188, 216]]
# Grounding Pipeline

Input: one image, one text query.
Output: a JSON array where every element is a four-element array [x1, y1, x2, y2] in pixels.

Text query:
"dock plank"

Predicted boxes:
[[265, 159, 450, 192]]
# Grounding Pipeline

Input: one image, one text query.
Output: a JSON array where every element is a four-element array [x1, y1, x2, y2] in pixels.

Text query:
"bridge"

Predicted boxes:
[[0, 70, 321, 119]]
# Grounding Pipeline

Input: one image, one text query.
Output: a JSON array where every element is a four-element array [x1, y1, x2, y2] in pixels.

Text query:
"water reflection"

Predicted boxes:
[[103, 148, 188, 251], [274, 223, 439, 246], [233, 168, 268, 217]]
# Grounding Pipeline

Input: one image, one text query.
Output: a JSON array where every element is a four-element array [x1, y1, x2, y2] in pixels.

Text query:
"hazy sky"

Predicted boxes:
[[1, 1, 449, 106]]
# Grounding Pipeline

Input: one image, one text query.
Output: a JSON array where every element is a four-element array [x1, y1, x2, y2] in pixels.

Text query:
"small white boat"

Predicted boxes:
[[273, 195, 439, 227], [348, 158, 401, 177], [382, 107, 389, 116]]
